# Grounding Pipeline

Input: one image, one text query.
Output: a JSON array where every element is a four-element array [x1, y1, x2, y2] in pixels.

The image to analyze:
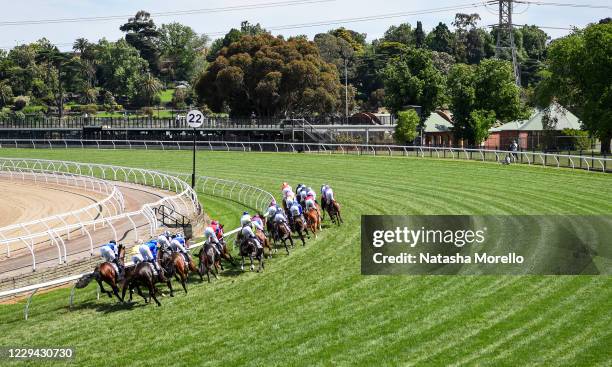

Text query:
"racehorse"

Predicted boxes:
[[254, 228, 272, 257], [75, 244, 125, 303], [214, 225, 236, 267], [120, 261, 170, 306], [158, 245, 194, 294], [305, 208, 320, 239], [198, 242, 219, 282], [327, 200, 343, 226], [292, 215, 309, 246], [239, 237, 265, 272], [274, 220, 294, 255]]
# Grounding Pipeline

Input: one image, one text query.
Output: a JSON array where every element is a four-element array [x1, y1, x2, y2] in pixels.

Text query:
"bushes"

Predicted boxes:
[[13, 96, 29, 111], [560, 128, 591, 150], [394, 110, 420, 144]]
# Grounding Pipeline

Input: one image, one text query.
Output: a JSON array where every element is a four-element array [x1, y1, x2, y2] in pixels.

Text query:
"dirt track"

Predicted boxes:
[[0, 179, 184, 280]]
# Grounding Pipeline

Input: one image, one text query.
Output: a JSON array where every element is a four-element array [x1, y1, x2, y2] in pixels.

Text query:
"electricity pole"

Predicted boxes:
[[344, 58, 349, 123], [495, 0, 521, 86]]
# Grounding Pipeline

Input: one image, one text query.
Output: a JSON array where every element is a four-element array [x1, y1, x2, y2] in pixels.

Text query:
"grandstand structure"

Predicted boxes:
[[0, 115, 396, 144]]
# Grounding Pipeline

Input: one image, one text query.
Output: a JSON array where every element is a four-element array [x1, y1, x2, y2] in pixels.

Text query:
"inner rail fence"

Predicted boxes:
[[0, 169, 125, 260], [1, 139, 610, 173], [0, 158, 200, 275], [0, 168, 274, 319]]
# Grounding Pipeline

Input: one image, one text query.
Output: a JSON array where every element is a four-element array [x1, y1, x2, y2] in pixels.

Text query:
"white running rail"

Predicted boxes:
[[0, 139, 609, 173], [0, 158, 200, 273]]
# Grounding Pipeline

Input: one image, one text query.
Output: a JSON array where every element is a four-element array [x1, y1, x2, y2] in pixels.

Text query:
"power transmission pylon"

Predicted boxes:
[[495, 0, 521, 86]]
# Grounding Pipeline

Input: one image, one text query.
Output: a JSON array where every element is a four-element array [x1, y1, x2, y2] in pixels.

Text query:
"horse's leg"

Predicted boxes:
[[166, 279, 175, 297], [283, 238, 290, 255], [299, 230, 306, 246], [250, 254, 254, 271], [111, 283, 123, 303], [97, 279, 112, 298], [241, 256, 245, 271], [149, 282, 161, 306]]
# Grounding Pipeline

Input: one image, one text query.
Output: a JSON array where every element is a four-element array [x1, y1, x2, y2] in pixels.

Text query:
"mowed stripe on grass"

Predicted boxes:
[[0, 149, 611, 366]]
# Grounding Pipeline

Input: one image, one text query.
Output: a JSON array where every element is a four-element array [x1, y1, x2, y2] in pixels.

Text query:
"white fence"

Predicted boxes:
[[1, 139, 610, 173], [0, 169, 125, 260], [0, 167, 274, 319], [0, 158, 200, 274]]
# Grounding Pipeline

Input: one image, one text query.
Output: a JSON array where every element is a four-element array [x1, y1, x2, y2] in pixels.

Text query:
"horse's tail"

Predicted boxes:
[[75, 267, 98, 289]]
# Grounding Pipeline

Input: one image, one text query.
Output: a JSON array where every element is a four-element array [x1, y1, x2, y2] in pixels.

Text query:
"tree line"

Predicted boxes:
[[0, 12, 609, 152]]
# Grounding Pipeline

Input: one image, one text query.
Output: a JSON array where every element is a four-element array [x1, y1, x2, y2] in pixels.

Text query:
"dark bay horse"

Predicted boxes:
[[327, 200, 343, 226], [292, 215, 309, 246], [198, 242, 219, 282], [120, 261, 171, 306], [76, 244, 125, 303], [274, 220, 294, 255], [239, 237, 264, 272]]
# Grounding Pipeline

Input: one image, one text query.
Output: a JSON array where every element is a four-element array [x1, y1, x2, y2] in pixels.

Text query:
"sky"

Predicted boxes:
[[0, 0, 609, 51]]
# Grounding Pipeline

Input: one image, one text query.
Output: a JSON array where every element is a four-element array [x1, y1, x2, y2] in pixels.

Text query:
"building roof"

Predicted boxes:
[[491, 104, 582, 132], [423, 111, 454, 133]]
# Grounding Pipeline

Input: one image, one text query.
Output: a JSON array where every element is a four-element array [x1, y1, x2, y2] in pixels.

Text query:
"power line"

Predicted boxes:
[[0, 2, 486, 49], [205, 2, 486, 36], [514, 0, 612, 9], [0, 0, 335, 26]]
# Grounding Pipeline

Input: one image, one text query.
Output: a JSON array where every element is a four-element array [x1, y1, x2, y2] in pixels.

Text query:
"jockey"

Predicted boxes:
[[306, 186, 316, 201], [304, 192, 316, 212], [324, 185, 335, 204], [273, 205, 288, 224], [138, 240, 164, 275], [157, 231, 172, 249], [241, 222, 263, 249], [320, 184, 330, 209], [296, 183, 305, 197], [240, 211, 252, 226], [100, 240, 122, 271], [252, 214, 264, 232], [204, 225, 222, 255], [281, 182, 293, 198], [264, 201, 277, 222], [210, 220, 223, 240], [130, 245, 143, 264], [171, 234, 192, 265], [290, 200, 304, 222]]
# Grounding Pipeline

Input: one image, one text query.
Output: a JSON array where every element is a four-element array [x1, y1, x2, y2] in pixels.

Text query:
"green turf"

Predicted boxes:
[[0, 149, 611, 366], [158, 88, 175, 104]]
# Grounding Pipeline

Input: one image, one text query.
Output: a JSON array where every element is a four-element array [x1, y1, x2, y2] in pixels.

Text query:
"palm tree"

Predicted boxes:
[[140, 72, 162, 106], [73, 38, 90, 54]]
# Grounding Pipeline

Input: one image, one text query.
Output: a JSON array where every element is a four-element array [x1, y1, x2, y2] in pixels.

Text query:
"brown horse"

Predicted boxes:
[[158, 246, 194, 294], [198, 242, 219, 282], [292, 215, 309, 246], [274, 220, 294, 255], [239, 237, 264, 272], [215, 226, 236, 267], [305, 208, 320, 238], [76, 244, 125, 302], [120, 261, 171, 306], [327, 200, 343, 226]]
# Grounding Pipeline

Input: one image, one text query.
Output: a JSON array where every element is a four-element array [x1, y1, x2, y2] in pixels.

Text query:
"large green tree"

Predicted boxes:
[[94, 39, 150, 105], [195, 33, 342, 117], [381, 47, 445, 119], [120, 11, 161, 74], [448, 59, 525, 146], [157, 22, 209, 81], [536, 23, 612, 153]]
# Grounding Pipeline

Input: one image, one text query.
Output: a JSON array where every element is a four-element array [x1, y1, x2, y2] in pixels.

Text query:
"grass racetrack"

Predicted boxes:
[[0, 149, 611, 366]]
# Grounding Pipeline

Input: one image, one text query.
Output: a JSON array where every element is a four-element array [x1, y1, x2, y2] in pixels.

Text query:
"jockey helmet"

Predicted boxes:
[[211, 220, 218, 225], [243, 211, 249, 215], [109, 240, 116, 245]]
